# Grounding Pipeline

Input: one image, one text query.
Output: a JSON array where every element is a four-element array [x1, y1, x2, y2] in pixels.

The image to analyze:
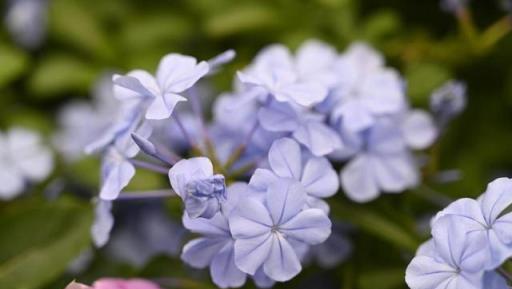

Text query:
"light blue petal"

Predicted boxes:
[[257, 103, 300, 133], [268, 138, 302, 179], [91, 200, 114, 247], [340, 154, 380, 203], [263, 234, 302, 282], [181, 237, 228, 268], [293, 121, 342, 156], [156, 54, 209, 93], [234, 232, 273, 275], [210, 242, 247, 288], [301, 156, 339, 198], [280, 209, 331, 245], [266, 179, 307, 225]]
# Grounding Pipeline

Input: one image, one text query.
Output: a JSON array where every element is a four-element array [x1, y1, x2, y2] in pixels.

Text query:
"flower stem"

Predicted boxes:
[[497, 267, 512, 283], [224, 121, 260, 171], [130, 159, 169, 174], [116, 190, 176, 200]]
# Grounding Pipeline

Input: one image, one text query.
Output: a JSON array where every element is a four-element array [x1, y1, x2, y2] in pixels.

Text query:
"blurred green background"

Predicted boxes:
[[1, 0, 512, 289]]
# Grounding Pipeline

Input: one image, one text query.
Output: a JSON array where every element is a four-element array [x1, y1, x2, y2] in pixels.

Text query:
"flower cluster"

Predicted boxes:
[[0, 127, 53, 200], [82, 40, 440, 287], [405, 177, 512, 289]]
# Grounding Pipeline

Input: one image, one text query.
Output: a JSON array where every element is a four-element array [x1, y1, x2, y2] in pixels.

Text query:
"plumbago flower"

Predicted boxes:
[[0, 127, 53, 200], [405, 177, 512, 289], [79, 40, 455, 288], [249, 137, 339, 212], [230, 179, 332, 282], [338, 111, 437, 202], [5, 0, 48, 49], [406, 216, 488, 289], [237, 43, 329, 107], [434, 177, 512, 269], [329, 43, 407, 133], [113, 54, 209, 120], [169, 157, 227, 219], [430, 80, 467, 129]]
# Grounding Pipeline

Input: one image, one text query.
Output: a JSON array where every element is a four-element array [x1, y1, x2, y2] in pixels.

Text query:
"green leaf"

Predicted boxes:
[[406, 62, 452, 106], [330, 202, 420, 251], [205, 4, 279, 38], [49, 0, 114, 61], [361, 10, 401, 42], [0, 198, 93, 289], [358, 268, 405, 289], [0, 46, 29, 88], [28, 55, 97, 98]]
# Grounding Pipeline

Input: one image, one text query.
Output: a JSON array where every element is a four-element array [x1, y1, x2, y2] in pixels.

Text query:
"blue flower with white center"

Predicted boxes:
[[169, 157, 227, 219], [0, 127, 53, 200], [99, 120, 152, 200], [329, 43, 407, 132], [113, 53, 209, 120], [433, 177, 512, 270], [405, 215, 487, 289], [249, 137, 339, 213], [258, 101, 342, 156], [339, 111, 437, 202], [237, 44, 328, 107], [229, 178, 331, 282], [430, 80, 467, 128]]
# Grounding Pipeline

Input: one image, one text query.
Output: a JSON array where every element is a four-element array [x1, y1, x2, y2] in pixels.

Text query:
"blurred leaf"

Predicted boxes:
[[358, 268, 405, 289], [406, 62, 452, 105], [49, 0, 114, 61], [361, 10, 401, 43], [28, 55, 97, 98], [0, 46, 29, 88], [0, 198, 93, 289], [205, 3, 279, 38], [331, 202, 420, 251], [6, 108, 54, 135]]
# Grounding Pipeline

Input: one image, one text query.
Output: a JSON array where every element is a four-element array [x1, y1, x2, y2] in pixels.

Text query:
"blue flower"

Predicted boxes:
[[405, 215, 487, 289], [250, 137, 339, 212], [229, 178, 331, 282], [169, 157, 227, 219], [430, 80, 467, 128], [433, 177, 512, 269], [258, 101, 342, 156], [5, 0, 48, 49], [91, 200, 114, 248], [99, 121, 152, 200], [0, 127, 54, 200], [55, 73, 120, 162], [329, 43, 406, 132], [181, 213, 246, 288], [339, 111, 437, 202], [237, 45, 328, 107], [113, 54, 209, 120]]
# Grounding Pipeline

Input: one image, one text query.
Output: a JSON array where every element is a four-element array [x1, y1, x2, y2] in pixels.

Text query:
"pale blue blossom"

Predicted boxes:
[[330, 43, 407, 132], [99, 121, 152, 200], [250, 137, 339, 212], [0, 127, 53, 200], [54, 73, 120, 162], [5, 0, 47, 49], [91, 200, 114, 247], [430, 80, 467, 128], [229, 178, 331, 282], [482, 272, 508, 289], [405, 215, 487, 289], [258, 101, 342, 156], [237, 44, 328, 107], [169, 157, 227, 219], [181, 213, 246, 288], [434, 177, 512, 269], [113, 54, 209, 120], [338, 109, 437, 202]]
